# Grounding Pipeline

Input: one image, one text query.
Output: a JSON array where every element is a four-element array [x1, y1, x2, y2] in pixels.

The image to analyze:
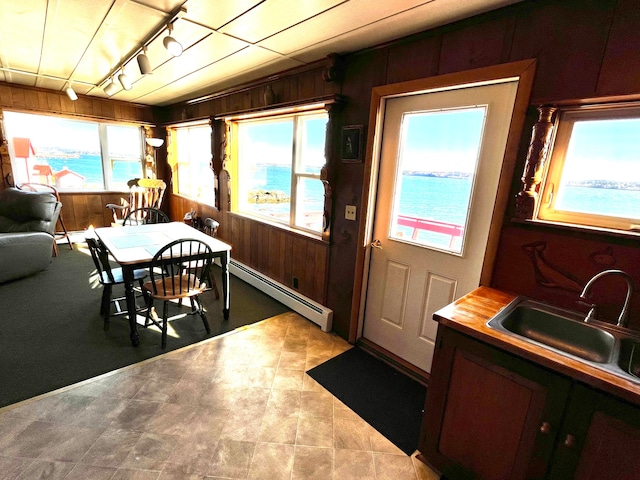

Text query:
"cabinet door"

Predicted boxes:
[[550, 384, 640, 480], [420, 328, 570, 480]]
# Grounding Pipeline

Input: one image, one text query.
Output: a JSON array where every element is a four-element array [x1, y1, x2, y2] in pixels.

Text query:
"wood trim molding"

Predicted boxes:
[[357, 337, 430, 387]]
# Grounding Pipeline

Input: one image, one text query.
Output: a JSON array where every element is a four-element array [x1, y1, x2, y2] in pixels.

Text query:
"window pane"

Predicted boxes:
[[4, 111, 103, 189], [238, 120, 293, 221], [295, 177, 324, 231], [554, 118, 640, 219], [106, 125, 143, 189], [175, 125, 215, 205], [298, 115, 327, 175], [389, 107, 486, 254]]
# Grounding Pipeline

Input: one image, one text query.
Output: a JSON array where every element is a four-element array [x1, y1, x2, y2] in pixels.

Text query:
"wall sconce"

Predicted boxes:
[[145, 137, 164, 178], [163, 24, 183, 57], [145, 138, 164, 148]]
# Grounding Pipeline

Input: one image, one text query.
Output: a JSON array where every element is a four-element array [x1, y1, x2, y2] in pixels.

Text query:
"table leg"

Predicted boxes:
[[122, 265, 140, 346], [221, 252, 230, 319]]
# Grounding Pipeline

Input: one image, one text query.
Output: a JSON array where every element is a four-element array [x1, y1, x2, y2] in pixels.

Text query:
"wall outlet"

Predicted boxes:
[[345, 205, 357, 221]]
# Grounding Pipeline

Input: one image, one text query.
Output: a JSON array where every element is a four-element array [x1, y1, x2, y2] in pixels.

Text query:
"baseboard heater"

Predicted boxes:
[[228, 259, 333, 332]]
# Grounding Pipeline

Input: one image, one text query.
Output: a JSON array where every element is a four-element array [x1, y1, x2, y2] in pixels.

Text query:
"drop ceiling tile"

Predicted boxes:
[[133, 46, 302, 105], [220, 0, 346, 44], [182, 0, 264, 30], [0, 0, 46, 73], [72, 1, 171, 86]]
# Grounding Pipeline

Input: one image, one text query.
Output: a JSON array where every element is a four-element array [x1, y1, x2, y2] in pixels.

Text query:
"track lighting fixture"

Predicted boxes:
[[103, 77, 119, 96], [118, 69, 132, 90], [163, 24, 183, 57], [137, 46, 152, 75], [65, 83, 78, 101]]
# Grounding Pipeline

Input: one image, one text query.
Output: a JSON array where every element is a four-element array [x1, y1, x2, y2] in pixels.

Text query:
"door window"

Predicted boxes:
[[389, 107, 486, 254]]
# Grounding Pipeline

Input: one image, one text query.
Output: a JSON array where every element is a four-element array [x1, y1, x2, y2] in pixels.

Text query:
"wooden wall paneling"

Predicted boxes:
[[57, 193, 78, 231], [313, 243, 328, 304], [292, 236, 307, 295], [303, 240, 317, 299], [437, 14, 515, 75], [509, 0, 615, 104], [386, 34, 441, 85], [284, 234, 294, 287], [596, 0, 640, 96], [268, 229, 285, 283]]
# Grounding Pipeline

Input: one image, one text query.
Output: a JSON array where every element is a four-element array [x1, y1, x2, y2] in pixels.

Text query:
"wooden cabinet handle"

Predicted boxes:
[[540, 422, 551, 434], [564, 434, 575, 448]]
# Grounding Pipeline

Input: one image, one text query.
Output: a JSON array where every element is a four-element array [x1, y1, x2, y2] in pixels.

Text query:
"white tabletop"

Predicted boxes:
[[94, 222, 231, 265]]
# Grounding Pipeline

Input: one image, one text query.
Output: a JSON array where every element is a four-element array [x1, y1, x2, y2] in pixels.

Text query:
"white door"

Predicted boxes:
[[362, 80, 519, 373]]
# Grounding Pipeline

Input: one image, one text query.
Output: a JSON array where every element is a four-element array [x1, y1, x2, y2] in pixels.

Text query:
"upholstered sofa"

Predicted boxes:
[[0, 187, 61, 283]]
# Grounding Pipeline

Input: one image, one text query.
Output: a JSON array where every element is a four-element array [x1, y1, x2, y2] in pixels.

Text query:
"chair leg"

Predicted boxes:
[[161, 301, 169, 349], [57, 214, 73, 250], [195, 295, 211, 334], [102, 285, 112, 330]]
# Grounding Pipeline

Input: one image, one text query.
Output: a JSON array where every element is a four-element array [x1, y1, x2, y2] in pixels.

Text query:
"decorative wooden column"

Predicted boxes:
[[0, 109, 14, 190], [211, 118, 225, 211], [515, 105, 557, 219]]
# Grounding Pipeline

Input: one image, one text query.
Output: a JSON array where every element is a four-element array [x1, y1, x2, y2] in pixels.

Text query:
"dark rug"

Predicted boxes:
[[0, 244, 290, 408], [307, 347, 427, 455]]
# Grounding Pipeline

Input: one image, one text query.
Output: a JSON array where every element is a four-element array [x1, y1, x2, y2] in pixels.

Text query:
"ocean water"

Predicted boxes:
[[44, 155, 142, 187], [40, 158, 640, 224]]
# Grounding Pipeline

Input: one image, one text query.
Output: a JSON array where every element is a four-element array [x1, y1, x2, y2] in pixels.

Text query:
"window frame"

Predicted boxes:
[[536, 103, 640, 233], [226, 105, 329, 236], [4, 109, 145, 192]]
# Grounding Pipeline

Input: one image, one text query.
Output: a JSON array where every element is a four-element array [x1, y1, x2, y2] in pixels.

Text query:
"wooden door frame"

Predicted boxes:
[[350, 59, 537, 343]]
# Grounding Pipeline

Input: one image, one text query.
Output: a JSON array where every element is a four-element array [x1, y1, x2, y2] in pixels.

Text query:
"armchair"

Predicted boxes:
[[0, 187, 61, 283]]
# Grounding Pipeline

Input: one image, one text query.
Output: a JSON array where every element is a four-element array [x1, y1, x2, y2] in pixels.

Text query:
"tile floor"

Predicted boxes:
[[0, 312, 440, 480]]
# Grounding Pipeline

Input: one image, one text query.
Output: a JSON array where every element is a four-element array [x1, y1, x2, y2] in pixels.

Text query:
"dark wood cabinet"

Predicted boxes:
[[419, 327, 640, 480]]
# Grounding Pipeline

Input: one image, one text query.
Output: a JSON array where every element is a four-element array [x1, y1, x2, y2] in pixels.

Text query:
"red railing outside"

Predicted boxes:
[[396, 215, 464, 247]]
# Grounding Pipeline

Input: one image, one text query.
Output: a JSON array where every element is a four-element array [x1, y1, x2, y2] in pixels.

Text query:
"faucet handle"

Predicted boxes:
[[577, 300, 597, 322]]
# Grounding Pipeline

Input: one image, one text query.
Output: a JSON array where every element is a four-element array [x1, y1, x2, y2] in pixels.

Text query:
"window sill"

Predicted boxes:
[[511, 217, 640, 241], [229, 212, 328, 245]]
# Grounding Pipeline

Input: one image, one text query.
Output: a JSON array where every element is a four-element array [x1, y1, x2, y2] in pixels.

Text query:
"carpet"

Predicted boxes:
[[307, 346, 427, 455], [0, 244, 290, 408]]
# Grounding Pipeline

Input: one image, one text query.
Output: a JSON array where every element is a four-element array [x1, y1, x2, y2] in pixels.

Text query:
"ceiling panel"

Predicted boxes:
[[0, 0, 46, 73], [220, 0, 346, 44], [182, 0, 264, 30]]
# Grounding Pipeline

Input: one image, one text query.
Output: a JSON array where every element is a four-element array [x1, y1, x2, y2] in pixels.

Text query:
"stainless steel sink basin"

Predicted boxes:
[[487, 300, 616, 363], [618, 338, 640, 378]]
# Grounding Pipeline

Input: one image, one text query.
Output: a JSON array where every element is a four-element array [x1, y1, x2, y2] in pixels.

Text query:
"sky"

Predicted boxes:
[[399, 107, 486, 173]]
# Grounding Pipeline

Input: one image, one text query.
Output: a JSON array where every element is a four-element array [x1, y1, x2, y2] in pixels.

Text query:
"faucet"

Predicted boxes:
[[579, 269, 634, 328]]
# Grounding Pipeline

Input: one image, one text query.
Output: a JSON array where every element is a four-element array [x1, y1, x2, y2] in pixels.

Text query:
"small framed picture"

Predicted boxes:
[[340, 125, 363, 163]]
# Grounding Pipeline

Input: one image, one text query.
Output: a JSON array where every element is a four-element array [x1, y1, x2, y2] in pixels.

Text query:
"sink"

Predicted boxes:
[[618, 338, 640, 379], [488, 300, 616, 363], [487, 297, 640, 384]]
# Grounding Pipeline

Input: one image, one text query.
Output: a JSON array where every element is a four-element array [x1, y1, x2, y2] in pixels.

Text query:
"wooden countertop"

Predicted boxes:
[[434, 286, 640, 406]]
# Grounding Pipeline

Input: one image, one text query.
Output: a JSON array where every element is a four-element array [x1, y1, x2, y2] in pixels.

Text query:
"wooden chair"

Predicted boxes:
[[202, 218, 221, 299], [106, 178, 167, 226], [123, 207, 170, 226], [85, 235, 148, 330], [18, 182, 72, 255], [142, 239, 213, 349]]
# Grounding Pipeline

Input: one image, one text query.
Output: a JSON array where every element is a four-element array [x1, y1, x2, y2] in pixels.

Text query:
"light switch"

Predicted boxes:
[[345, 205, 357, 221]]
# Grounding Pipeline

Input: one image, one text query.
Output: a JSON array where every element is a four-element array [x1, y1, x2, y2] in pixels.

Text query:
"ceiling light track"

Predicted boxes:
[[98, 4, 188, 95]]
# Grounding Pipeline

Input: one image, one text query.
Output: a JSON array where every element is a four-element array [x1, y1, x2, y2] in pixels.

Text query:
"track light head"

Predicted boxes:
[[137, 47, 152, 75], [65, 84, 78, 101], [163, 24, 183, 57], [103, 78, 119, 96], [118, 71, 132, 90]]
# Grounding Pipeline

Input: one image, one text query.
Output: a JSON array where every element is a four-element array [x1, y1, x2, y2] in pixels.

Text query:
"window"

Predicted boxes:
[[3, 111, 143, 191], [167, 122, 216, 206], [229, 110, 328, 234], [537, 105, 640, 232]]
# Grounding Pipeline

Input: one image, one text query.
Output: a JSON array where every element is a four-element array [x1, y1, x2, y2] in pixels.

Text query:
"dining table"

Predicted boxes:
[[94, 221, 232, 346]]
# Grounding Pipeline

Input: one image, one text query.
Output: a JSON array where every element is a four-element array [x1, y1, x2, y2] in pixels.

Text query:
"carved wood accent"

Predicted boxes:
[[0, 109, 13, 190], [515, 105, 557, 219]]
